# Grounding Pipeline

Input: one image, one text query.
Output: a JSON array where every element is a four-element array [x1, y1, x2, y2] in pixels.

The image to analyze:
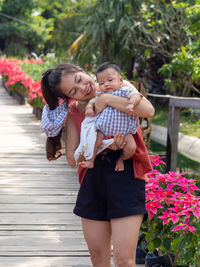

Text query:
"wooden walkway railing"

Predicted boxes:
[[148, 93, 200, 172]]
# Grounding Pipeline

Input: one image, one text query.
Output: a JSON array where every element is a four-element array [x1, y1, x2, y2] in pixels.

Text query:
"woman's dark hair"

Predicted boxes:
[[41, 63, 83, 110], [96, 61, 121, 79]]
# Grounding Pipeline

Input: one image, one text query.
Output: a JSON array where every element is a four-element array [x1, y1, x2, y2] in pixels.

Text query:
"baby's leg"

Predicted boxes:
[[115, 134, 136, 171], [80, 131, 105, 168]]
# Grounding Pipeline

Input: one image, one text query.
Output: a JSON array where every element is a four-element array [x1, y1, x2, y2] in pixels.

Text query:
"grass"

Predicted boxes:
[[150, 104, 200, 186], [151, 104, 200, 138]]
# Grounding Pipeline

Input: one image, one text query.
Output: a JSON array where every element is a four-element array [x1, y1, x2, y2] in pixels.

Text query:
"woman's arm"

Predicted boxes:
[[65, 114, 80, 167], [95, 94, 155, 118]]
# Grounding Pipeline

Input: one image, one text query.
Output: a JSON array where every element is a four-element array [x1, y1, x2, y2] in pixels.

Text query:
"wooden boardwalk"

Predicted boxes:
[[0, 79, 92, 266], [0, 79, 145, 267]]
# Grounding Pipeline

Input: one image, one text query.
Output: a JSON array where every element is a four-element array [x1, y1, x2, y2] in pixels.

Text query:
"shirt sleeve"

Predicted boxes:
[[41, 101, 68, 137], [122, 81, 142, 99]]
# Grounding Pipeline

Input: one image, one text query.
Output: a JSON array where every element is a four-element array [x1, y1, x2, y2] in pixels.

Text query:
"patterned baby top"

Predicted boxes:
[[95, 88, 139, 136]]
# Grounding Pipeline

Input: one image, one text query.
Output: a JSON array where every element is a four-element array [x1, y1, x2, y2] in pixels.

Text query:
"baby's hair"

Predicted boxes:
[[41, 63, 83, 110], [96, 62, 121, 78]]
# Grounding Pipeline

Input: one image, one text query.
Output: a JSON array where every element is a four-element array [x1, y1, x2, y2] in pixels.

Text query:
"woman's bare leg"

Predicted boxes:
[[81, 218, 112, 267], [111, 215, 143, 267]]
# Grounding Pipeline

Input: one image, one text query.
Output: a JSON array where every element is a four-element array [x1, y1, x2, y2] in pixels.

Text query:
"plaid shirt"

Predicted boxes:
[[95, 88, 139, 136], [41, 101, 68, 137]]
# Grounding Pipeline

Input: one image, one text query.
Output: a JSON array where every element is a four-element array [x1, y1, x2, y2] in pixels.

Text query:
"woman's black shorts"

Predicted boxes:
[[73, 150, 148, 221]]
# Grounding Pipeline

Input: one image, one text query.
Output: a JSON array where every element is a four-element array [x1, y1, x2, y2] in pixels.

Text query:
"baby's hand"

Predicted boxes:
[[85, 108, 95, 117], [109, 133, 126, 150], [126, 103, 134, 112]]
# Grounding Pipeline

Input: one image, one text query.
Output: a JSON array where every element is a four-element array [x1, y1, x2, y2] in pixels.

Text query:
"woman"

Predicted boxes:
[[41, 63, 154, 267]]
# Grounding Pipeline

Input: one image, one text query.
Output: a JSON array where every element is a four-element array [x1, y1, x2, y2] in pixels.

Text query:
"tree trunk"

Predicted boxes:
[[126, 56, 135, 80], [102, 34, 110, 62]]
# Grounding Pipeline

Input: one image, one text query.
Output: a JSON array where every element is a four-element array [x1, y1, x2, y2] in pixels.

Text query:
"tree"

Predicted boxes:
[[69, 0, 199, 94], [71, 0, 143, 78], [38, 0, 95, 56], [158, 1, 200, 97], [0, 0, 52, 57]]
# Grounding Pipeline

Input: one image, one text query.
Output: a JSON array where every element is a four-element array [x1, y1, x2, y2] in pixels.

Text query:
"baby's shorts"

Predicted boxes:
[[73, 150, 148, 221]]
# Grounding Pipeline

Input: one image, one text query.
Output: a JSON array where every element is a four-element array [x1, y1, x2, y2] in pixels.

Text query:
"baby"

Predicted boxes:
[[74, 62, 142, 171]]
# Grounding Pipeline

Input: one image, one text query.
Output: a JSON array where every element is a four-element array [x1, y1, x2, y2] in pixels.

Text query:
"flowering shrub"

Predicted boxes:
[[0, 58, 45, 108], [145, 155, 200, 266]]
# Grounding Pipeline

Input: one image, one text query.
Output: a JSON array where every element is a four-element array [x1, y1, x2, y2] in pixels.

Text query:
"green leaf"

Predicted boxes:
[[148, 241, 156, 252], [163, 238, 171, 251], [178, 236, 186, 251], [144, 232, 151, 241], [171, 237, 181, 250], [152, 238, 162, 248]]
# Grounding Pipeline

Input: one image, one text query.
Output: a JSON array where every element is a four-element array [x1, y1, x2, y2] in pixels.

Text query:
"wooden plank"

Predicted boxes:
[[0, 225, 82, 231], [0, 251, 89, 256], [0, 232, 87, 246], [0, 182, 78, 187], [170, 97, 200, 109], [0, 230, 83, 236], [0, 203, 74, 212], [0, 159, 68, 164], [166, 103, 181, 172], [0, 213, 81, 224], [0, 171, 77, 177], [0, 189, 78, 195], [0, 235, 89, 254], [148, 92, 200, 105], [0, 190, 78, 196], [0, 177, 77, 183], [0, 257, 91, 267], [0, 195, 77, 203], [0, 166, 74, 171]]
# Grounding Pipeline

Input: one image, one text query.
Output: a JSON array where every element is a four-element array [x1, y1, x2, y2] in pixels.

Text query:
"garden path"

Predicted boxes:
[[0, 79, 91, 266], [0, 79, 145, 267]]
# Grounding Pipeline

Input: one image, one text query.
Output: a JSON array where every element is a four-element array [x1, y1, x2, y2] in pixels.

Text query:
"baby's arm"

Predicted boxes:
[[127, 93, 142, 112], [94, 93, 154, 118], [126, 85, 143, 112]]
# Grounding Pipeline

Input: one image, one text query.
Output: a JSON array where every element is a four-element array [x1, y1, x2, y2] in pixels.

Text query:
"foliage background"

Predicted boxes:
[[0, 0, 200, 97]]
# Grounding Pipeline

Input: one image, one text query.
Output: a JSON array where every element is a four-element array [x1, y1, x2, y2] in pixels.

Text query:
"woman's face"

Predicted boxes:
[[60, 71, 97, 101]]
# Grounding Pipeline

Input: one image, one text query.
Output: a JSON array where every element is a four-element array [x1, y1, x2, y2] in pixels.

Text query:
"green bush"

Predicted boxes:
[[4, 42, 29, 58], [19, 56, 63, 81]]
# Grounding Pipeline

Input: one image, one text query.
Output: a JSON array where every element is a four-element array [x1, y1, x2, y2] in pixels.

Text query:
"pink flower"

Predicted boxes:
[[0, 58, 45, 106], [145, 155, 200, 236]]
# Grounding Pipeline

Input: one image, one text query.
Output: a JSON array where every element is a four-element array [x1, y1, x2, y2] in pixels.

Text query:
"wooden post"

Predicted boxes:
[[166, 99, 180, 172], [147, 93, 200, 172]]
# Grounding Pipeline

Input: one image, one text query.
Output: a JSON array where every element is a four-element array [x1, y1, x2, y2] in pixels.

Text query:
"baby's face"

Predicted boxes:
[[97, 68, 123, 92]]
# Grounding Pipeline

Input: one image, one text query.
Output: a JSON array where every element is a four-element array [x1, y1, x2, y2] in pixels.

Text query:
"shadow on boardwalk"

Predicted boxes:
[[0, 79, 145, 267]]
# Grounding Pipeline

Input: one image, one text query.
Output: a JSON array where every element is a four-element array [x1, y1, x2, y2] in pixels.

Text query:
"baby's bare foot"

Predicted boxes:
[[79, 160, 94, 169], [115, 158, 124, 171]]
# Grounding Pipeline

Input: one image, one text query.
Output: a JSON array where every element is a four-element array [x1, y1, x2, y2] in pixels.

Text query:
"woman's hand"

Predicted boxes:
[[94, 94, 108, 114], [109, 133, 126, 150]]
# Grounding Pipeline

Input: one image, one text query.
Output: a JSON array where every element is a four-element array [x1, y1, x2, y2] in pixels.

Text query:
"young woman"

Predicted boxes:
[[41, 63, 154, 267]]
